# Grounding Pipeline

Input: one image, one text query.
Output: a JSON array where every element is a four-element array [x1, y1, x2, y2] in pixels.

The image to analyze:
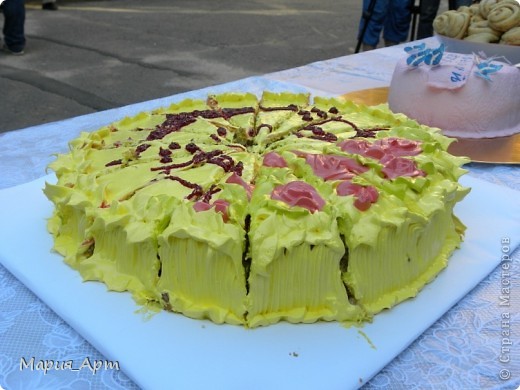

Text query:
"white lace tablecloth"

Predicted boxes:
[[1, 39, 519, 389]]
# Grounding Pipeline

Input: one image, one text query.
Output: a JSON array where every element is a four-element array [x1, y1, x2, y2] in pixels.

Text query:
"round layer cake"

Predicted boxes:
[[388, 51, 520, 138], [44, 92, 469, 327]]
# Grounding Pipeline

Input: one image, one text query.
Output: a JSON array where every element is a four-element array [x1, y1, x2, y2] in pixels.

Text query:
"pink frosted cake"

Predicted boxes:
[[388, 49, 520, 138]]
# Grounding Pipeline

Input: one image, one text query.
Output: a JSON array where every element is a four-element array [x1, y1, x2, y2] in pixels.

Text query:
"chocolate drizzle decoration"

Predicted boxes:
[[105, 159, 123, 167], [202, 184, 222, 203], [165, 175, 203, 200], [135, 143, 151, 157], [221, 107, 255, 118], [135, 99, 391, 209], [259, 104, 298, 112], [152, 149, 238, 175]]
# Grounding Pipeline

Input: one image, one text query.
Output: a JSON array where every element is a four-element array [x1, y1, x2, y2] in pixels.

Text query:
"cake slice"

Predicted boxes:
[[245, 159, 365, 327], [209, 92, 259, 145], [155, 192, 248, 325], [252, 91, 311, 148], [323, 113, 468, 315]]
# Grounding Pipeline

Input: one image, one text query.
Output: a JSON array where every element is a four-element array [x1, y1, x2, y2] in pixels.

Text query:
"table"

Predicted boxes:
[[1, 38, 519, 389]]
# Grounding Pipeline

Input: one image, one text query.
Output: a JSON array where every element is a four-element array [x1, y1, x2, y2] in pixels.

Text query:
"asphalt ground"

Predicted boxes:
[[0, 0, 373, 133]]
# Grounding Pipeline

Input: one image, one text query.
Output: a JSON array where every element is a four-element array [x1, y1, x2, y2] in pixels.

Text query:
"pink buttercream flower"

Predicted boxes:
[[336, 181, 379, 211], [193, 199, 230, 222], [226, 172, 254, 199], [381, 157, 425, 179], [193, 201, 212, 212], [263, 151, 288, 168], [304, 153, 368, 181], [271, 181, 325, 213], [374, 138, 422, 156]]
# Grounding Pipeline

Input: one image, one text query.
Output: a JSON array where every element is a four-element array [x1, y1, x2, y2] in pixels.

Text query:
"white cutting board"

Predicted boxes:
[[0, 174, 518, 390]]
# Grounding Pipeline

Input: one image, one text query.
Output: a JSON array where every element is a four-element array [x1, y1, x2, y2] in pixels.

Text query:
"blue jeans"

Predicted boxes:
[[2, 0, 25, 52], [358, 0, 412, 47], [417, 0, 440, 39]]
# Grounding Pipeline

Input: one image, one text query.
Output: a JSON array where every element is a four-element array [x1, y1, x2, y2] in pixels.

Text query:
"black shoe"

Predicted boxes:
[[42, 3, 58, 10], [2, 44, 24, 56]]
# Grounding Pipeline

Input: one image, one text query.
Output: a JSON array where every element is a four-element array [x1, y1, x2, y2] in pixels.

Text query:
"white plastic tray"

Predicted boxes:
[[0, 175, 519, 389]]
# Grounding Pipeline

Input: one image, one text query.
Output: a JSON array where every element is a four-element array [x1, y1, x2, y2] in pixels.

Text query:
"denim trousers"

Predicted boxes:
[[2, 0, 25, 51], [358, 0, 412, 47]]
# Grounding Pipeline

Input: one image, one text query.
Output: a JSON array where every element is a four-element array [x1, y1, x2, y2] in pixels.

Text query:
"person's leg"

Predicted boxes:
[[358, 0, 389, 49], [2, 0, 25, 53], [417, 0, 441, 39], [383, 0, 412, 45]]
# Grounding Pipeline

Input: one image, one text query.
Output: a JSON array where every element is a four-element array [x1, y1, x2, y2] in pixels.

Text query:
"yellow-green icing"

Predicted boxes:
[[156, 201, 247, 324], [44, 92, 470, 327], [247, 176, 366, 326]]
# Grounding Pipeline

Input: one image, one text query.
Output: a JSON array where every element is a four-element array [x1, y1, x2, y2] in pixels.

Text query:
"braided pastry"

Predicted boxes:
[[500, 26, 520, 45], [471, 14, 486, 23], [479, 0, 500, 18], [494, 0, 520, 6], [468, 20, 503, 38], [467, 3, 486, 23], [457, 4, 484, 21], [469, 3, 482, 16], [464, 32, 501, 42], [433, 10, 471, 39], [487, 2, 520, 32]]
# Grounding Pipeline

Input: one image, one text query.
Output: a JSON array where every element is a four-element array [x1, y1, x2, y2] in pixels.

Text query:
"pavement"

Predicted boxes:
[[0, 0, 368, 133]]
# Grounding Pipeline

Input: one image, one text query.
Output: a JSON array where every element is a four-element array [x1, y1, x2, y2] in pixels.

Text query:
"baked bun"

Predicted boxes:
[[464, 32, 501, 42], [500, 26, 520, 44], [433, 10, 471, 39], [479, 0, 500, 19], [487, 1, 520, 32], [466, 20, 503, 41], [434, 0, 520, 46]]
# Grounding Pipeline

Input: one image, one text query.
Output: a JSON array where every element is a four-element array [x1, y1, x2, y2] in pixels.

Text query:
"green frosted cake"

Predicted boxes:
[[44, 92, 470, 327]]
